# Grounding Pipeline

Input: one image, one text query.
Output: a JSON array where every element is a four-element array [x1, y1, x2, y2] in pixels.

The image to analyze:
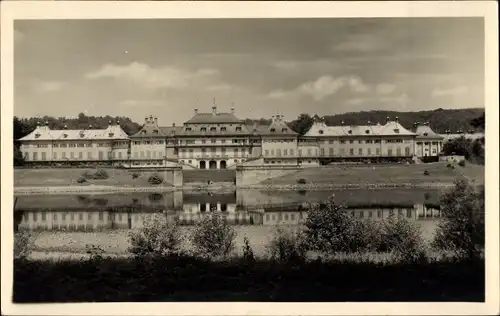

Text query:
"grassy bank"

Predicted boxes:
[[13, 256, 484, 302], [14, 168, 174, 187], [264, 162, 484, 186]]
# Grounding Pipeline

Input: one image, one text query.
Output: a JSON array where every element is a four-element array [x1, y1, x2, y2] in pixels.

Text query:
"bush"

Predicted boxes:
[[303, 196, 378, 254], [131, 172, 139, 179], [77, 177, 87, 184], [14, 230, 34, 259], [82, 169, 109, 180], [297, 178, 307, 184], [128, 214, 184, 257], [432, 179, 484, 260], [423, 170, 429, 176], [458, 159, 466, 167], [446, 163, 452, 168], [148, 174, 163, 185], [266, 228, 307, 263], [191, 213, 236, 259], [379, 214, 428, 263]]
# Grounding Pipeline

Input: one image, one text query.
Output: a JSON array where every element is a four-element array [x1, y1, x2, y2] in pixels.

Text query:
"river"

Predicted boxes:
[[14, 188, 444, 258]]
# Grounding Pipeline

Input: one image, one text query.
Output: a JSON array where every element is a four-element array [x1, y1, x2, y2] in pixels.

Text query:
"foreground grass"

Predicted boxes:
[[13, 256, 484, 302], [265, 163, 484, 185]]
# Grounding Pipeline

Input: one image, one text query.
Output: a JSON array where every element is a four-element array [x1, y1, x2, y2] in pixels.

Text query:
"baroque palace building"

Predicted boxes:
[[19, 105, 448, 169]]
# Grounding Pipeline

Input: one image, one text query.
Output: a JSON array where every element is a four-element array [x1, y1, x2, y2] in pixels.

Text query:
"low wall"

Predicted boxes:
[[236, 165, 301, 187]]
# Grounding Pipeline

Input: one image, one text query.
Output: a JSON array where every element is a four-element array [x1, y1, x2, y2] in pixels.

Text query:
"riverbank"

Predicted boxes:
[[13, 256, 484, 302]]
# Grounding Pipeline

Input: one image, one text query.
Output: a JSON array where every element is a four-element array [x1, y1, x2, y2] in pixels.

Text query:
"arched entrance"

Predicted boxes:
[[220, 160, 227, 169], [209, 160, 217, 169], [199, 161, 206, 169]]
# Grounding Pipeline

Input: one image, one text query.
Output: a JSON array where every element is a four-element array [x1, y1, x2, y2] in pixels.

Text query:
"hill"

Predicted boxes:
[[287, 108, 485, 135]]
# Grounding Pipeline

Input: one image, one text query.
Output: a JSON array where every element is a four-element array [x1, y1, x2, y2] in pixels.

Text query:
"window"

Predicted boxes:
[[270, 128, 276, 132], [201, 127, 207, 132], [319, 130, 324, 134], [61, 152, 66, 159], [348, 130, 352, 134], [70, 152, 74, 159], [367, 148, 371, 155], [282, 128, 287, 132], [283, 149, 288, 156], [307, 149, 312, 156], [320, 148, 325, 156], [271, 149, 275, 156], [396, 148, 402, 156], [329, 148, 334, 156], [358, 148, 363, 155], [185, 127, 192, 132], [365, 130, 370, 134], [211, 139, 216, 144], [236, 127, 242, 132], [79, 152, 83, 159], [290, 149, 294, 156], [211, 147, 216, 153], [210, 127, 216, 132], [118, 152, 122, 159], [265, 150, 269, 156], [298, 149, 302, 156], [405, 147, 411, 156], [221, 148, 226, 154], [388, 149, 393, 156], [358, 140, 363, 144], [220, 127, 226, 132], [277, 149, 281, 156], [340, 140, 346, 144], [376, 148, 380, 155], [349, 140, 354, 144]]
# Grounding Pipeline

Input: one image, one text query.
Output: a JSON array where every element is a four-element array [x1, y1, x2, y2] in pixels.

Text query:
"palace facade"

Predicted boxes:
[[19, 106, 453, 169]]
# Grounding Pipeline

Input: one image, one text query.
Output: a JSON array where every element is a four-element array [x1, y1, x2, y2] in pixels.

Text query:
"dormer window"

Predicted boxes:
[[63, 133, 68, 138], [282, 128, 288, 132], [365, 130, 370, 134], [348, 130, 352, 134], [236, 127, 242, 132], [423, 132, 428, 136], [35, 133, 41, 138], [141, 130, 147, 135], [200, 127, 207, 132], [318, 130, 324, 135], [108, 133, 114, 137], [394, 129, 400, 134], [220, 127, 226, 132], [80, 133, 85, 138], [185, 127, 192, 132], [153, 129, 159, 134], [270, 128, 276, 132], [210, 127, 216, 132]]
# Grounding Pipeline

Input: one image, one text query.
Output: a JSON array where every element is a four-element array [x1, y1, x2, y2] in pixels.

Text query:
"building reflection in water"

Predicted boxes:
[[14, 190, 442, 232]]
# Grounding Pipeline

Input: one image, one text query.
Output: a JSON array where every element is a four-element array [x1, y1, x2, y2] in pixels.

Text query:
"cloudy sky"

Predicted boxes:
[[14, 18, 484, 125]]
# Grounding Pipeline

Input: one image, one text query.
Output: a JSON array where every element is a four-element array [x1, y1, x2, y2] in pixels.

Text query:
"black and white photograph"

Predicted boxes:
[[1, 1, 498, 315]]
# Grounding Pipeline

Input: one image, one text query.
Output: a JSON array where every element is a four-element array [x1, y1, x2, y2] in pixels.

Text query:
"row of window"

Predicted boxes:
[[24, 151, 126, 161], [263, 209, 414, 222], [25, 142, 128, 148], [133, 141, 164, 145], [263, 147, 412, 157], [133, 151, 165, 159], [24, 212, 134, 223], [184, 126, 243, 132]]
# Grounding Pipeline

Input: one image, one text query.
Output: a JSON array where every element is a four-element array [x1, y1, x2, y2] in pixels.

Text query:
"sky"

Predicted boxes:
[[14, 18, 484, 125]]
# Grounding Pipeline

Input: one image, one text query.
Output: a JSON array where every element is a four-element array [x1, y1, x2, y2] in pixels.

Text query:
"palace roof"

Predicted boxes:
[[414, 124, 443, 140], [184, 106, 242, 124], [19, 123, 129, 141], [304, 118, 415, 137]]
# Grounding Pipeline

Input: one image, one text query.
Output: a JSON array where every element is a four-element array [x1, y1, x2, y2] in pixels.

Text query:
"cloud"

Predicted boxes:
[[376, 83, 397, 95], [206, 83, 233, 92], [379, 93, 410, 109], [33, 80, 65, 93], [85, 62, 220, 90], [431, 85, 469, 97], [333, 34, 386, 53], [298, 75, 369, 101], [120, 99, 164, 107], [272, 59, 345, 71]]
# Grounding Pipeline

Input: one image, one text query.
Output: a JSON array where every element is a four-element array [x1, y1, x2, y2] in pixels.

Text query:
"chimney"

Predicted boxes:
[[154, 117, 158, 125], [194, 108, 198, 115], [45, 121, 49, 126], [117, 120, 120, 126], [395, 116, 399, 122], [172, 123, 176, 128], [253, 122, 257, 131], [108, 120, 112, 126], [367, 120, 371, 125], [89, 124, 92, 130], [341, 120, 344, 125], [145, 116, 149, 124], [272, 115, 275, 122], [386, 116, 390, 122], [212, 106, 217, 116], [63, 125, 68, 130], [231, 107, 235, 115], [36, 121, 41, 127]]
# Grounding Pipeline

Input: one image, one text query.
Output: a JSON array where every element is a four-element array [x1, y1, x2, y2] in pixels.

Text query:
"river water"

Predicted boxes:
[[14, 188, 444, 258]]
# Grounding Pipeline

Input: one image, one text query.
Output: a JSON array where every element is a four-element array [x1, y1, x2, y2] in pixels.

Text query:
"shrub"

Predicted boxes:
[[379, 214, 428, 263], [131, 172, 139, 179], [85, 244, 105, 262], [148, 174, 164, 185], [297, 178, 307, 184], [266, 228, 307, 263], [14, 230, 34, 259], [432, 179, 484, 260], [128, 214, 184, 257], [446, 163, 452, 168], [423, 170, 429, 176], [93, 169, 109, 180], [458, 159, 466, 167], [242, 237, 255, 264], [303, 196, 377, 254], [77, 177, 87, 184], [191, 213, 236, 259]]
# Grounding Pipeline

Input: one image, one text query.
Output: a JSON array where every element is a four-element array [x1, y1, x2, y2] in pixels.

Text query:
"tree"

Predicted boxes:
[[470, 112, 485, 130], [442, 136, 473, 158], [288, 113, 315, 135], [432, 179, 484, 260]]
